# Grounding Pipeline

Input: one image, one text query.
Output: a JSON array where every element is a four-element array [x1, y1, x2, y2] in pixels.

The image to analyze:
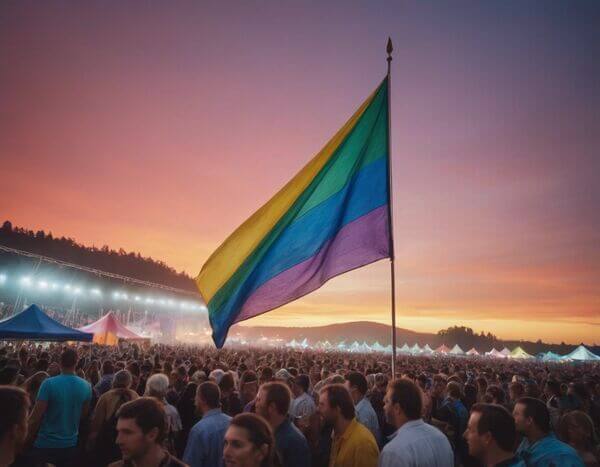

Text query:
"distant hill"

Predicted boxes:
[[234, 321, 599, 355]]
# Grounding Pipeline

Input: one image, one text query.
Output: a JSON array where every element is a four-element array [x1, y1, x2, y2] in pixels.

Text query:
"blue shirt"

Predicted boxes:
[[516, 433, 584, 467], [274, 418, 311, 467], [35, 373, 92, 448], [183, 408, 231, 467], [356, 397, 381, 446]]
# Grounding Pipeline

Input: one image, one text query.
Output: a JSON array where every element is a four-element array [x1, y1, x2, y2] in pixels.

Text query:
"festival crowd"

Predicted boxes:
[[0, 341, 599, 467]]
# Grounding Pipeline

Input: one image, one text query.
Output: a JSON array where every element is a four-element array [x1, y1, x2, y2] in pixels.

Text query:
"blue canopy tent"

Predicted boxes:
[[0, 304, 93, 342]]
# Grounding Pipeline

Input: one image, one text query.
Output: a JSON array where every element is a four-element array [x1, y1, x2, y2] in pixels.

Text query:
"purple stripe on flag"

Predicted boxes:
[[234, 205, 390, 324]]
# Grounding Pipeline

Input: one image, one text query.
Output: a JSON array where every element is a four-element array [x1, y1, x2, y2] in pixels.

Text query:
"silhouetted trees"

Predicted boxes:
[[0, 220, 196, 291]]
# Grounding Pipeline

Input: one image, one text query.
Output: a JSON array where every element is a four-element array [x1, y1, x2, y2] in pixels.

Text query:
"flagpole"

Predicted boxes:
[[386, 38, 398, 378]]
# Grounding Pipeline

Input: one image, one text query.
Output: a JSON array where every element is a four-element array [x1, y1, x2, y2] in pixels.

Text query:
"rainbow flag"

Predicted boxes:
[[197, 77, 391, 348]]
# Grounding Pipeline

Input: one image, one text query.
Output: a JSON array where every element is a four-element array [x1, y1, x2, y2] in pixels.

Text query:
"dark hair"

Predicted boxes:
[[0, 386, 29, 440], [102, 360, 114, 375], [345, 371, 368, 395], [261, 382, 291, 416], [294, 374, 310, 393], [198, 381, 221, 409], [509, 382, 524, 398], [259, 367, 274, 382], [516, 397, 550, 433], [471, 403, 516, 451], [116, 397, 167, 443], [388, 378, 422, 420], [320, 384, 355, 420], [60, 348, 78, 369], [486, 385, 506, 404], [447, 381, 462, 399], [240, 370, 258, 386], [545, 380, 561, 396], [219, 372, 235, 392], [229, 413, 275, 467]]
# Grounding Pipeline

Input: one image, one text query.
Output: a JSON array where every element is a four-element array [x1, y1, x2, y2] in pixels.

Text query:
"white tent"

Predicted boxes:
[[511, 346, 534, 359], [500, 347, 511, 357], [359, 341, 372, 353], [349, 341, 361, 352], [466, 347, 480, 356], [287, 339, 298, 348], [337, 341, 346, 350], [372, 341, 385, 353], [422, 344, 434, 354], [541, 351, 562, 362], [562, 345, 600, 361], [400, 343, 411, 353], [449, 344, 465, 355], [411, 343, 422, 354], [486, 348, 506, 358], [384, 344, 393, 354]]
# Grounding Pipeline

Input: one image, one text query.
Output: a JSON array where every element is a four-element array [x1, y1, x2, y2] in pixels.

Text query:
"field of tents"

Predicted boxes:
[[285, 339, 600, 362]]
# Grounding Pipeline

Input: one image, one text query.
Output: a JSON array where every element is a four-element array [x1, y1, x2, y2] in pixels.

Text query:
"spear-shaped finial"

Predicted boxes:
[[386, 37, 393, 64]]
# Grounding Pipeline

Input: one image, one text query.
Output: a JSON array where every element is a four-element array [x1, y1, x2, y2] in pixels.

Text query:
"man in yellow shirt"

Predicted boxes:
[[318, 384, 379, 467]]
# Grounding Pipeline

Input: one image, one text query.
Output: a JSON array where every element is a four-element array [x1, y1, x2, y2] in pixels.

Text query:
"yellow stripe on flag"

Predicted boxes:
[[196, 87, 378, 304]]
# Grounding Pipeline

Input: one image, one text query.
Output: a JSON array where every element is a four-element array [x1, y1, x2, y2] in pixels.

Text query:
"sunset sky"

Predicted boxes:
[[1, 2, 599, 344]]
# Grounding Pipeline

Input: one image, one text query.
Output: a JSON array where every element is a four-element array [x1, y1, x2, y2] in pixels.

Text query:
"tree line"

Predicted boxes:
[[0, 220, 197, 292]]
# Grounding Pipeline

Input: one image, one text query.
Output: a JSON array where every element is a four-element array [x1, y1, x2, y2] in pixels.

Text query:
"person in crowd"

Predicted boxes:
[[379, 378, 453, 467], [21, 371, 49, 412], [509, 382, 525, 409], [88, 369, 139, 467], [223, 413, 277, 467], [464, 403, 525, 467], [183, 381, 231, 467], [145, 373, 183, 453], [513, 396, 584, 466], [240, 370, 259, 409], [96, 360, 116, 396], [27, 347, 92, 467], [175, 379, 201, 458], [110, 397, 188, 467], [291, 374, 317, 423], [558, 410, 600, 467], [344, 371, 381, 446], [220, 372, 243, 417], [318, 383, 378, 467], [255, 381, 311, 467], [0, 386, 29, 467], [545, 380, 563, 430]]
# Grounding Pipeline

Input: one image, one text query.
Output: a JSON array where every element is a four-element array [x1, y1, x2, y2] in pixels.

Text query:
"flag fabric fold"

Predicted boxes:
[[197, 77, 391, 348]]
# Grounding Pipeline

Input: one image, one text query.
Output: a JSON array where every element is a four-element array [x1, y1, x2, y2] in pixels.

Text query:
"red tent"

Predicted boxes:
[[435, 344, 450, 354], [79, 311, 145, 345]]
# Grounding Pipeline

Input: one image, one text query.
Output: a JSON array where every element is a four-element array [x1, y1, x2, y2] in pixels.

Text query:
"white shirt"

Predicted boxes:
[[290, 392, 316, 419], [378, 419, 453, 467]]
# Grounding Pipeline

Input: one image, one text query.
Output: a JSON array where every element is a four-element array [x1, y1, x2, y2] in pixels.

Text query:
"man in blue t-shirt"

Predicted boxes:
[[513, 397, 583, 467], [28, 347, 92, 467]]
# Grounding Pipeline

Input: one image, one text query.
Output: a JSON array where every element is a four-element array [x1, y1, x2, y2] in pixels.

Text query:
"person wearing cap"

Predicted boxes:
[[291, 374, 316, 421]]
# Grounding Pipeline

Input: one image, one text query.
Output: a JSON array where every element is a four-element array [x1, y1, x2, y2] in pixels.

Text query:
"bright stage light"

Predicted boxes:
[[64, 284, 72, 291], [38, 280, 48, 289], [51, 283, 59, 290], [91, 288, 102, 296], [0, 273, 6, 284], [134, 296, 141, 301], [158, 299, 166, 305], [113, 291, 120, 299], [122, 293, 129, 300], [73, 287, 82, 295], [21, 276, 32, 286]]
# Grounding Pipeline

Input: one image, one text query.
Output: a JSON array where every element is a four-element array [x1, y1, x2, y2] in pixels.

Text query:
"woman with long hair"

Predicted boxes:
[[558, 410, 600, 467], [223, 413, 278, 467]]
